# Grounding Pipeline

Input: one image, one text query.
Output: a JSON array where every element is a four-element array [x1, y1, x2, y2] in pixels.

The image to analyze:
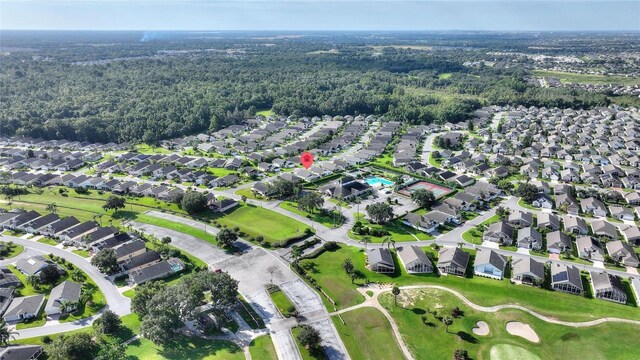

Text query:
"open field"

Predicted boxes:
[[381, 288, 640, 360], [125, 336, 244, 360], [533, 70, 640, 85], [332, 307, 403, 360], [256, 109, 276, 117], [299, 244, 640, 321], [349, 213, 433, 243], [279, 201, 341, 228], [213, 204, 311, 244]]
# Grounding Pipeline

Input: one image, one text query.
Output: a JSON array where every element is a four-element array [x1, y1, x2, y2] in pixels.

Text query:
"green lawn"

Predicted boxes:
[[123, 289, 136, 298], [299, 244, 640, 321], [135, 144, 174, 154], [213, 204, 311, 244], [461, 214, 501, 245], [438, 72, 453, 79], [267, 285, 297, 318], [279, 201, 341, 228], [532, 69, 640, 86], [72, 249, 90, 258], [349, 213, 433, 243], [135, 214, 217, 245], [16, 312, 47, 330], [234, 188, 263, 201], [381, 288, 640, 360], [1, 244, 24, 259], [256, 109, 276, 117], [332, 307, 404, 360], [291, 327, 327, 360], [37, 237, 59, 246], [125, 336, 244, 360], [517, 198, 538, 211], [248, 335, 278, 360]]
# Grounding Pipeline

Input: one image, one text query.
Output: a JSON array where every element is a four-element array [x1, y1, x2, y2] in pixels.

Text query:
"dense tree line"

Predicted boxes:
[[0, 32, 621, 143]]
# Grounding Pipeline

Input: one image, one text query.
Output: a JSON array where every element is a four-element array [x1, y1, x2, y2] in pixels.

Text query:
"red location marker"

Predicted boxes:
[[300, 152, 314, 169]]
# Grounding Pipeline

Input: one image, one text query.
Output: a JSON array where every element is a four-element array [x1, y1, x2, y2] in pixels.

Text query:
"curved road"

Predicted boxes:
[[1, 235, 131, 339]]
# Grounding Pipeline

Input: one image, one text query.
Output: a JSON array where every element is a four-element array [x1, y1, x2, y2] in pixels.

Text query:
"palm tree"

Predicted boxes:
[[392, 286, 400, 306], [382, 236, 396, 251], [361, 236, 371, 252], [290, 246, 303, 264], [79, 287, 95, 306], [71, 269, 86, 284], [443, 316, 453, 333], [93, 214, 103, 226], [0, 319, 18, 346], [59, 300, 73, 315], [26, 275, 39, 288]]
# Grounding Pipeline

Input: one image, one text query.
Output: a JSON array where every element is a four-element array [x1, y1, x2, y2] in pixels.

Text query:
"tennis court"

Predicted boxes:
[[398, 181, 453, 199]]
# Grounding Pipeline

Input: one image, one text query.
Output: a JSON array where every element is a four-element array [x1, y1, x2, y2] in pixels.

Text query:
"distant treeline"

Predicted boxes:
[[0, 32, 613, 143]]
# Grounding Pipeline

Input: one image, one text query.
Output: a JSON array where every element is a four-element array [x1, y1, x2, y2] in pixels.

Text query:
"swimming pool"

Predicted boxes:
[[365, 176, 394, 187]]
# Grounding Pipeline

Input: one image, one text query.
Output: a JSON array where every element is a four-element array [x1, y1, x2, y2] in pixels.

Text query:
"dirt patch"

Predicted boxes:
[[472, 321, 489, 336], [505, 321, 540, 343]]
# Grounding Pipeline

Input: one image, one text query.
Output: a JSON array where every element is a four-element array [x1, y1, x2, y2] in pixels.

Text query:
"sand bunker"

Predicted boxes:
[[472, 321, 489, 336], [505, 322, 540, 343]]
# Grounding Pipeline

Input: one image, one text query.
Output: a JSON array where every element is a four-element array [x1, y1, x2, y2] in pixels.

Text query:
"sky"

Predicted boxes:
[[1, 0, 639, 31]]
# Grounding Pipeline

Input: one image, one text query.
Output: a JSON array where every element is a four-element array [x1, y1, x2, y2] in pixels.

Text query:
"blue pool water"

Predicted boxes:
[[365, 176, 394, 187]]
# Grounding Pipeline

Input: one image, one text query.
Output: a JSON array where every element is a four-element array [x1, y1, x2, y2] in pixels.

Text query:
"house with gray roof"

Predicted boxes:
[[606, 240, 640, 267], [0, 267, 20, 289], [511, 257, 545, 286], [15, 257, 49, 277], [3, 294, 45, 322], [0, 288, 14, 316], [590, 272, 627, 304], [580, 197, 607, 217], [609, 206, 635, 221], [474, 249, 507, 280], [517, 227, 543, 250], [22, 213, 60, 234], [546, 231, 573, 254], [437, 247, 470, 277], [550, 263, 583, 295], [367, 248, 395, 273], [397, 245, 433, 274], [45, 281, 81, 315], [563, 215, 588, 235], [537, 212, 560, 231], [508, 211, 534, 228], [590, 220, 619, 240], [483, 221, 514, 245], [621, 225, 640, 245], [576, 236, 605, 262], [129, 258, 184, 285], [0, 345, 43, 360]]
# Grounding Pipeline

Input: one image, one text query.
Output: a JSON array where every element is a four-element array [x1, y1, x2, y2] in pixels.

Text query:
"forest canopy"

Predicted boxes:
[[0, 31, 616, 143]]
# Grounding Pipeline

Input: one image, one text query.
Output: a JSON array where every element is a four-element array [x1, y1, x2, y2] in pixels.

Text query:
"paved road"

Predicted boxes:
[[132, 217, 350, 360], [1, 235, 131, 339]]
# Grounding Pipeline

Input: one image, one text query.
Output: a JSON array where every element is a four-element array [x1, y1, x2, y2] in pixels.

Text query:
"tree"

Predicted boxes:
[[297, 325, 321, 349], [443, 316, 453, 333], [496, 179, 514, 193], [382, 236, 396, 250], [0, 319, 17, 346], [360, 236, 372, 252], [366, 202, 394, 224], [290, 245, 302, 264], [216, 228, 238, 248], [496, 206, 510, 219], [342, 258, 355, 283], [181, 191, 207, 214], [454, 349, 469, 360], [515, 182, 539, 203], [132, 281, 166, 318], [97, 342, 127, 360], [91, 248, 119, 275], [267, 178, 301, 198], [39, 265, 61, 285], [392, 286, 400, 306], [80, 287, 96, 306], [102, 195, 126, 212], [298, 192, 324, 213], [47, 202, 58, 214], [241, 195, 248, 203], [95, 309, 121, 335], [58, 300, 73, 315], [411, 188, 436, 208], [47, 333, 96, 360], [161, 236, 172, 245], [26, 274, 40, 288]]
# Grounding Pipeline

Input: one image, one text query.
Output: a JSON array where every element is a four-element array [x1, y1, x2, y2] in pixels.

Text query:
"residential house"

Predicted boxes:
[[517, 227, 543, 250], [483, 221, 514, 245], [397, 245, 433, 274], [44, 281, 81, 315], [590, 272, 627, 304], [3, 294, 45, 322], [0, 288, 14, 316], [556, 194, 580, 214], [129, 258, 184, 285], [563, 216, 589, 235], [114, 240, 147, 262], [511, 257, 545, 286], [590, 220, 619, 240], [546, 231, 573, 253], [508, 211, 534, 228], [576, 236, 605, 262], [609, 206, 635, 221], [537, 213, 560, 231], [15, 257, 50, 277], [580, 197, 607, 217], [473, 249, 507, 280], [621, 225, 640, 245], [318, 176, 372, 200], [550, 263, 583, 295], [367, 248, 395, 273], [209, 198, 239, 213], [0, 345, 43, 360], [437, 247, 470, 277], [606, 240, 640, 267], [0, 267, 21, 289]]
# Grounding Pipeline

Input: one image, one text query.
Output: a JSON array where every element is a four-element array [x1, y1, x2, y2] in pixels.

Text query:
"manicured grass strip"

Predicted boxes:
[[349, 213, 433, 243], [135, 214, 217, 245], [461, 214, 501, 245], [300, 244, 640, 322], [37, 237, 59, 246], [2, 244, 24, 259], [71, 249, 90, 258], [122, 289, 136, 298], [332, 307, 404, 360], [267, 285, 297, 318], [279, 201, 339, 228], [248, 335, 278, 360], [291, 327, 327, 360], [214, 204, 311, 244]]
